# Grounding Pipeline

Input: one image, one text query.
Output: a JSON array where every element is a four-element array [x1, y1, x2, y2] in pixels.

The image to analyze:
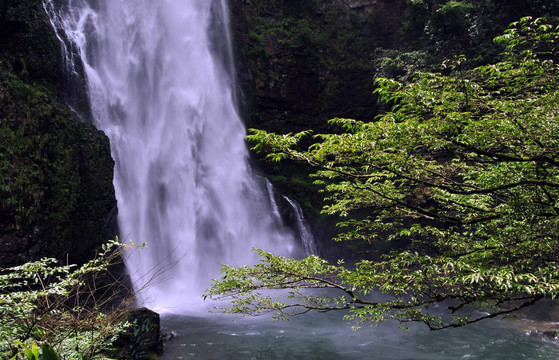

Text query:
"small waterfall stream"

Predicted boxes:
[[45, 0, 310, 312], [283, 196, 319, 256]]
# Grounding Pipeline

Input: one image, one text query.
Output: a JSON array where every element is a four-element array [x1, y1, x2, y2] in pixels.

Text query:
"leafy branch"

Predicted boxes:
[[208, 18, 559, 330]]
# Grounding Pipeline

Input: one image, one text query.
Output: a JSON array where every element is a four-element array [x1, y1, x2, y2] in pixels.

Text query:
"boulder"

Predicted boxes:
[[112, 308, 162, 360]]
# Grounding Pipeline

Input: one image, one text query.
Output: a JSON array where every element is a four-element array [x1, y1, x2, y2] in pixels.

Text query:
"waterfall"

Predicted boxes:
[[45, 0, 302, 312], [283, 196, 319, 256], [264, 179, 319, 256], [264, 179, 284, 226]]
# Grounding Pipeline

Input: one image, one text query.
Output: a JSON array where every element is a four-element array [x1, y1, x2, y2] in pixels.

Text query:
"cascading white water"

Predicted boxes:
[[283, 196, 319, 256], [264, 179, 319, 256], [46, 0, 304, 312]]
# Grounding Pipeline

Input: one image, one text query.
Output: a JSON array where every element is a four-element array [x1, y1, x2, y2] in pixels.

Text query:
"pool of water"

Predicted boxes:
[[159, 309, 559, 359]]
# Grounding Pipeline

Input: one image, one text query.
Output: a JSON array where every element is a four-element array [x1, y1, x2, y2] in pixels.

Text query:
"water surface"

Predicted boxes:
[[160, 311, 558, 359]]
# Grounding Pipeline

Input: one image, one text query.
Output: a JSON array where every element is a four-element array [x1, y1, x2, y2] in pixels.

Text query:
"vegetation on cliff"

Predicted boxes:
[[0, 72, 116, 266], [206, 18, 559, 330], [234, 0, 558, 132], [0, 0, 117, 267]]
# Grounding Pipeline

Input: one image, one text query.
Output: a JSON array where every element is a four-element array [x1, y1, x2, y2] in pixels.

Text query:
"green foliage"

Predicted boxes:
[[239, 1, 557, 220], [0, 239, 132, 359], [207, 18, 559, 330], [376, 50, 432, 83], [11, 342, 59, 360]]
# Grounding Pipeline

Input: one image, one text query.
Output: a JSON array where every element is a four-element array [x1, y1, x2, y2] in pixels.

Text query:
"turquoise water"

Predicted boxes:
[[160, 310, 559, 359]]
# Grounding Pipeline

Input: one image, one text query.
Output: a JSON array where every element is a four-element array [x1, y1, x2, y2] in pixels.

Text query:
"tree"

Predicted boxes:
[[205, 18, 559, 330]]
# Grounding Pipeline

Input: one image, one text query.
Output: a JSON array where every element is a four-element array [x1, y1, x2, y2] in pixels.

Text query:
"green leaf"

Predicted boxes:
[[40, 344, 59, 360]]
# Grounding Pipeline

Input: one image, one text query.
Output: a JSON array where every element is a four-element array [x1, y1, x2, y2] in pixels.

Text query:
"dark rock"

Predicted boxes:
[[160, 331, 176, 342], [0, 78, 117, 267], [112, 308, 162, 360]]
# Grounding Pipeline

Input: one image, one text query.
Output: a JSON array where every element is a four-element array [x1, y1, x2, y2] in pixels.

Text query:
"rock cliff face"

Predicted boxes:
[[0, 0, 116, 267], [335, 0, 377, 14], [230, 0, 382, 134], [231, 0, 556, 135]]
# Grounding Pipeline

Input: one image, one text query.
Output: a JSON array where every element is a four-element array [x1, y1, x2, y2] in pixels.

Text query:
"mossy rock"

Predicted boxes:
[[0, 71, 116, 266], [0, 0, 61, 91], [0, 0, 116, 267]]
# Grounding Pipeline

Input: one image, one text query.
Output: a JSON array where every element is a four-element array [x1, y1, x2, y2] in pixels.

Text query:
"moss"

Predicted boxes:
[[0, 69, 116, 266], [0, 0, 61, 92], [235, 0, 380, 133], [0, 0, 116, 267]]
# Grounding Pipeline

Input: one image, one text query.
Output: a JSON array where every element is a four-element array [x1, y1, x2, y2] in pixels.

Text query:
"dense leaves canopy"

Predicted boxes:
[[205, 18, 559, 330]]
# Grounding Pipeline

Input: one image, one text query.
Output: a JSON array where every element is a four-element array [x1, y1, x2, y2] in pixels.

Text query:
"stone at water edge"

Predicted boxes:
[[113, 307, 162, 360]]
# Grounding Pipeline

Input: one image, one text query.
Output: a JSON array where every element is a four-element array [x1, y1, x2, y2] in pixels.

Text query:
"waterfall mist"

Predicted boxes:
[[46, 0, 311, 312]]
